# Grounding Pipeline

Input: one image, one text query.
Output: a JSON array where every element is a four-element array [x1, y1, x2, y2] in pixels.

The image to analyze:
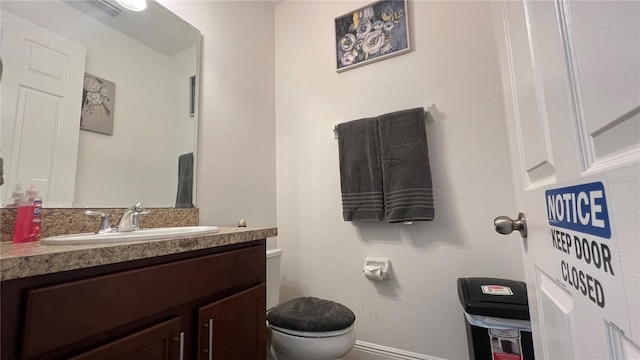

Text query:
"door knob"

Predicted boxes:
[[494, 212, 527, 238]]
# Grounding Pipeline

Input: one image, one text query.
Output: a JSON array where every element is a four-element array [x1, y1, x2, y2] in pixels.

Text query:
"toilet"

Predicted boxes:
[[266, 248, 356, 360]]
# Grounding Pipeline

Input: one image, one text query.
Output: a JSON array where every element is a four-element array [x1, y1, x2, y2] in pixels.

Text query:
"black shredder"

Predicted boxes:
[[457, 277, 535, 360]]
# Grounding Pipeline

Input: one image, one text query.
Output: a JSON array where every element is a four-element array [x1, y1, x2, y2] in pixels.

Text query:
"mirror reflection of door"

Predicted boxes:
[[1, 10, 86, 207]]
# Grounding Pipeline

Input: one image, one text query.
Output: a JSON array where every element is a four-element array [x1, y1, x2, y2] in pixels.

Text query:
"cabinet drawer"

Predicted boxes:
[[70, 317, 182, 360], [22, 245, 264, 358]]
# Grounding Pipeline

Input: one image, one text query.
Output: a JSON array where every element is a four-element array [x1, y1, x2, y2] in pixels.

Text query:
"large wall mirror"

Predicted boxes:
[[0, 0, 200, 208]]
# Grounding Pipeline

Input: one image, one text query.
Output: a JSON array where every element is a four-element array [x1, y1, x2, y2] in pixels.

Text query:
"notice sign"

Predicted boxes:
[[546, 181, 629, 332]]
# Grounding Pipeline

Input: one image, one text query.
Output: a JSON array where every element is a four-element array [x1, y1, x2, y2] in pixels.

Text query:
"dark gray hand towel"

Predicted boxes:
[[378, 108, 434, 222], [337, 117, 384, 221], [175, 152, 195, 208]]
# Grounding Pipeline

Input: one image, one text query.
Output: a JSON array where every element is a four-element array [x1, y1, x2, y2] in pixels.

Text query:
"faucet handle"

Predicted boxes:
[[132, 209, 151, 230], [85, 210, 114, 234], [130, 203, 145, 212]]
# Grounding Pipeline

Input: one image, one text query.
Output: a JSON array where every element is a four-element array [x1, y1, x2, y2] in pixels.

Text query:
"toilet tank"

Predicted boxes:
[[266, 248, 283, 310]]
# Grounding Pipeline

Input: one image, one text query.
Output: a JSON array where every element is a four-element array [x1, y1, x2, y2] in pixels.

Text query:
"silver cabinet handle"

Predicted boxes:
[[208, 318, 213, 360], [173, 331, 184, 360], [203, 318, 213, 360]]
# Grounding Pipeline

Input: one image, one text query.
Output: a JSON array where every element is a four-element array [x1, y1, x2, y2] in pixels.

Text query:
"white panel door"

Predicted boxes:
[[1, 10, 86, 207], [492, 0, 640, 358]]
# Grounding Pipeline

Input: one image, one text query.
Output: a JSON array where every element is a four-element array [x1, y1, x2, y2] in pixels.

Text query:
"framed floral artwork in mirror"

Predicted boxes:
[[335, 0, 410, 72], [80, 73, 115, 135]]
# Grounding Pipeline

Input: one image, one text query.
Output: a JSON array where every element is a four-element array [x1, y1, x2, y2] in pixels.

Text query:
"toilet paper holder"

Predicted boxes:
[[363, 257, 390, 280]]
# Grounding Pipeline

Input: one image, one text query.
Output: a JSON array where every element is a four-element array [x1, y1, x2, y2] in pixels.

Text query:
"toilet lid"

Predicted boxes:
[[268, 324, 354, 338], [266, 297, 355, 332]]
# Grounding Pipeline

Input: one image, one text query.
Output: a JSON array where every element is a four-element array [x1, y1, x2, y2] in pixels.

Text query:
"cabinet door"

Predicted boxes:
[[71, 317, 183, 360], [198, 284, 266, 360]]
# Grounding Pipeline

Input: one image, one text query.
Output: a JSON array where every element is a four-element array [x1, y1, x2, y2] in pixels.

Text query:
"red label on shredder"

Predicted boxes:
[[481, 285, 513, 295], [489, 329, 523, 360]]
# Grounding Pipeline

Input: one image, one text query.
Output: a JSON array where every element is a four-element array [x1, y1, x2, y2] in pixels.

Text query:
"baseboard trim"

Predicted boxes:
[[345, 340, 446, 360]]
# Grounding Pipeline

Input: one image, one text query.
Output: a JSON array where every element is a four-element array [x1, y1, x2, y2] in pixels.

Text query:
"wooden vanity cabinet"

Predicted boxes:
[[0, 241, 266, 360]]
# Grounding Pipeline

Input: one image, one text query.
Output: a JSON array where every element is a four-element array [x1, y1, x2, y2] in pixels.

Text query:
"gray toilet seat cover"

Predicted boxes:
[[267, 297, 356, 332]]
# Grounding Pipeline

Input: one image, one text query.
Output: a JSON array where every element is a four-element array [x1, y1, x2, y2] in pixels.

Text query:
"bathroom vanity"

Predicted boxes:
[[0, 227, 276, 360]]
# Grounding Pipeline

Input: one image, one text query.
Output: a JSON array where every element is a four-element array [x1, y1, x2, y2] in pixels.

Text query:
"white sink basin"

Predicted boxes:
[[40, 226, 219, 245]]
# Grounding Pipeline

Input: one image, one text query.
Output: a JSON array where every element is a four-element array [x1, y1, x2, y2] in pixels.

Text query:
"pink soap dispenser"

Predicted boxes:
[[5, 183, 23, 208], [12, 183, 42, 243], [27, 183, 43, 241], [12, 189, 31, 243]]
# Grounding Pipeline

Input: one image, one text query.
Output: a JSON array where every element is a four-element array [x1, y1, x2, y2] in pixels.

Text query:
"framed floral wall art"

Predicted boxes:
[[335, 0, 410, 72], [80, 73, 115, 135]]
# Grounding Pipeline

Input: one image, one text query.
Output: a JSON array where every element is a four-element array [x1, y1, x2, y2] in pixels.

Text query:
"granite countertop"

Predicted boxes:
[[0, 227, 277, 281]]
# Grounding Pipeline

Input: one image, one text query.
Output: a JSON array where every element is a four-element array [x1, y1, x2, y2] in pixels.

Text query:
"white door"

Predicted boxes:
[[1, 10, 86, 206], [492, 1, 640, 359]]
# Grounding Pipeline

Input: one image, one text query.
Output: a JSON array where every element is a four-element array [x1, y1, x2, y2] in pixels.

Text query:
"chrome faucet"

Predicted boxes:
[[116, 203, 147, 232]]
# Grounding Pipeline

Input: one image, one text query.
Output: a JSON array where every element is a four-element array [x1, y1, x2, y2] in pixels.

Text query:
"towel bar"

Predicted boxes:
[[332, 104, 436, 139]]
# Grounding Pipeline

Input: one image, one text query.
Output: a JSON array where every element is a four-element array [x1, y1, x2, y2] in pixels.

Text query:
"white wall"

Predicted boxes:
[[163, 45, 198, 205], [275, 1, 523, 358], [160, 1, 524, 358], [161, 1, 278, 229], [73, 23, 179, 207]]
